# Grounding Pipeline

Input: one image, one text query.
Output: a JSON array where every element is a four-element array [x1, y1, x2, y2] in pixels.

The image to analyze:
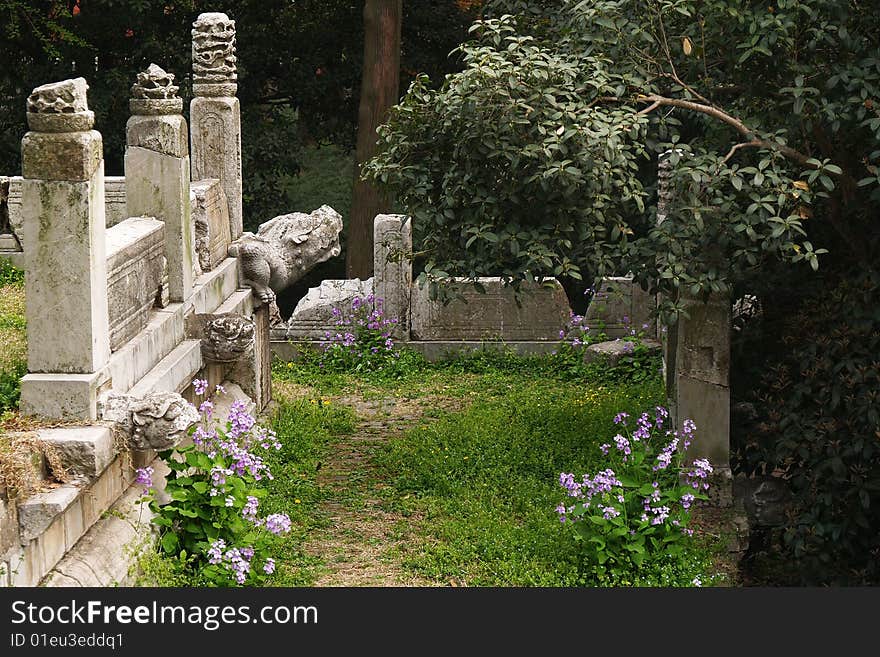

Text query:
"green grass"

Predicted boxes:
[[0, 261, 26, 413], [259, 396, 357, 586], [269, 349, 724, 587]]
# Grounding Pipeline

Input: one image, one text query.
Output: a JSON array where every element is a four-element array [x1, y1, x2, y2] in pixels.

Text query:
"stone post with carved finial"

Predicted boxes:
[[125, 63, 195, 303], [18, 78, 111, 420], [190, 12, 243, 240]]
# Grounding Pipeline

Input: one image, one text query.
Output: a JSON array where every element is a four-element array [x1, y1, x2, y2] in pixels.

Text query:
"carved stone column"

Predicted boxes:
[[373, 214, 412, 340], [19, 78, 111, 420], [190, 13, 243, 240], [125, 64, 195, 303]]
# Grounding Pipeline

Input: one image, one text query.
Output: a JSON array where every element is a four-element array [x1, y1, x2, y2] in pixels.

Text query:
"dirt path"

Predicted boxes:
[[299, 393, 460, 587]]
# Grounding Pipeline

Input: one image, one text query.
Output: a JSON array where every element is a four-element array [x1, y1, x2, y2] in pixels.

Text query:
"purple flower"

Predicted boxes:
[[193, 378, 208, 396], [242, 495, 259, 521], [613, 412, 629, 425], [263, 558, 276, 574], [265, 513, 292, 535], [135, 466, 154, 496], [602, 505, 621, 519], [207, 539, 225, 564], [199, 400, 214, 417]]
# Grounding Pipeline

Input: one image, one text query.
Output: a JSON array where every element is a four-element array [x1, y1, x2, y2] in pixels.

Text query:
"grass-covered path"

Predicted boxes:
[[262, 358, 739, 587]]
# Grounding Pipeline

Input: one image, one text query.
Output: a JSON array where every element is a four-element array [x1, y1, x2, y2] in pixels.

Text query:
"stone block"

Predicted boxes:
[[188, 257, 239, 314], [0, 492, 19, 560], [42, 477, 156, 587], [584, 276, 656, 339], [125, 146, 194, 302], [190, 96, 243, 238], [374, 214, 412, 338], [21, 172, 111, 374], [36, 426, 116, 481], [106, 217, 165, 351], [7, 176, 126, 242], [675, 375, 730, 467], [18, 484, 80, 543], [582, 338, 661, 367], [19, 371, 109, 421], [21, 130, 102, 181], [104, 176, 127, 227], [5, 177, 22, 246], [410, 277, 571, 341], [125, 114, 188, 157], [676, 293, 731, 387], [286, 278, 374, 339], [191, 178, 232, 272]]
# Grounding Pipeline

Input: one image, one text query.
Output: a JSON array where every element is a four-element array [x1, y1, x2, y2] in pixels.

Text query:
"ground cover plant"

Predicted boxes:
[[265, 342, 731, 587], [0, 260, 25, 414]]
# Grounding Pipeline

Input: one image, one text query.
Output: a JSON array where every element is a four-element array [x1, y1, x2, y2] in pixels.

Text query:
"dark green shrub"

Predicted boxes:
[[735, 272, 880, 584]]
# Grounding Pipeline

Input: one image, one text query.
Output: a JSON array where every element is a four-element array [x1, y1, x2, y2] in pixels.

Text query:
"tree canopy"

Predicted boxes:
[[364, 0, 879, 318]]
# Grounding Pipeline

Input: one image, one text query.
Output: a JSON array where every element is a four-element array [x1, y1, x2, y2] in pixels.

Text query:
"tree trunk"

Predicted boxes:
[[347, 0, 402, 279]]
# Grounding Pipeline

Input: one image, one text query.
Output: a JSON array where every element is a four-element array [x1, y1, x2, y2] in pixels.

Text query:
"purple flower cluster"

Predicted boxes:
[[135, 466, 154, 496], [242, 495, 259, 521], [319, 295, 400, 362], [557, 409, 711, 544], [262, 513, 292, 536], [207, 539, 258, 585], [686, 458, 713, 491]]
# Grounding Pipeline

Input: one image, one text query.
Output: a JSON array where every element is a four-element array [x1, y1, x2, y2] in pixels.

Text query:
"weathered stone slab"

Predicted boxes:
[[125, 146, 194, 303], [19, 371, 109, 421], [584, 276, 656, 339], [7, 176, 127, 241], [582, 338, 661, 367], [286, 278, 374, 339], [18, 484, 80, 543], [191, 178, 232, 272], [190, 96, 242, 238], [106, 217, 165, 351], [21, 130, 103, 181], [42, 476, 156, 587], [374, 214, 411, 338], [127, 339, 202, 397], [36, 426, 116, 481], [126, 114, 188, 158], [104, 176, 127, 227], [410, 277, 571, 341]]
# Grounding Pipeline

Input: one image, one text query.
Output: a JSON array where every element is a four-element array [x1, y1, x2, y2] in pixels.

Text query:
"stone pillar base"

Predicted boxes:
[[20, 371, 109, 421]]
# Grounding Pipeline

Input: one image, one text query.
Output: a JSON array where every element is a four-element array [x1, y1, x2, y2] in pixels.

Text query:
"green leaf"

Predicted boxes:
[[160, 532, 179, 554]]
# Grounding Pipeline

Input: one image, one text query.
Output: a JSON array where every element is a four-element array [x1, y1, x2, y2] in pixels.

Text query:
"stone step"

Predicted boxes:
[[2, 449, 144, 587], [128, 339, 202, 398], [103, 257, 239, 395], [41, 466, 158, 587], [36, 425, 117, 482]]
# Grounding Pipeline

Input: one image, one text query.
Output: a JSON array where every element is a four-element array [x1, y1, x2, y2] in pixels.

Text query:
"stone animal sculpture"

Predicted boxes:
[[228, 205, 343, 305], [101, 391, 200, 451]]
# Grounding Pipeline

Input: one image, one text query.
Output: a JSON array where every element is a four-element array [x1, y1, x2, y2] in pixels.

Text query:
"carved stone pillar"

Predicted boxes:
[[19, 78, 111, 420], [190, 13, 243, 239], [125, 64, 195, 303]]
